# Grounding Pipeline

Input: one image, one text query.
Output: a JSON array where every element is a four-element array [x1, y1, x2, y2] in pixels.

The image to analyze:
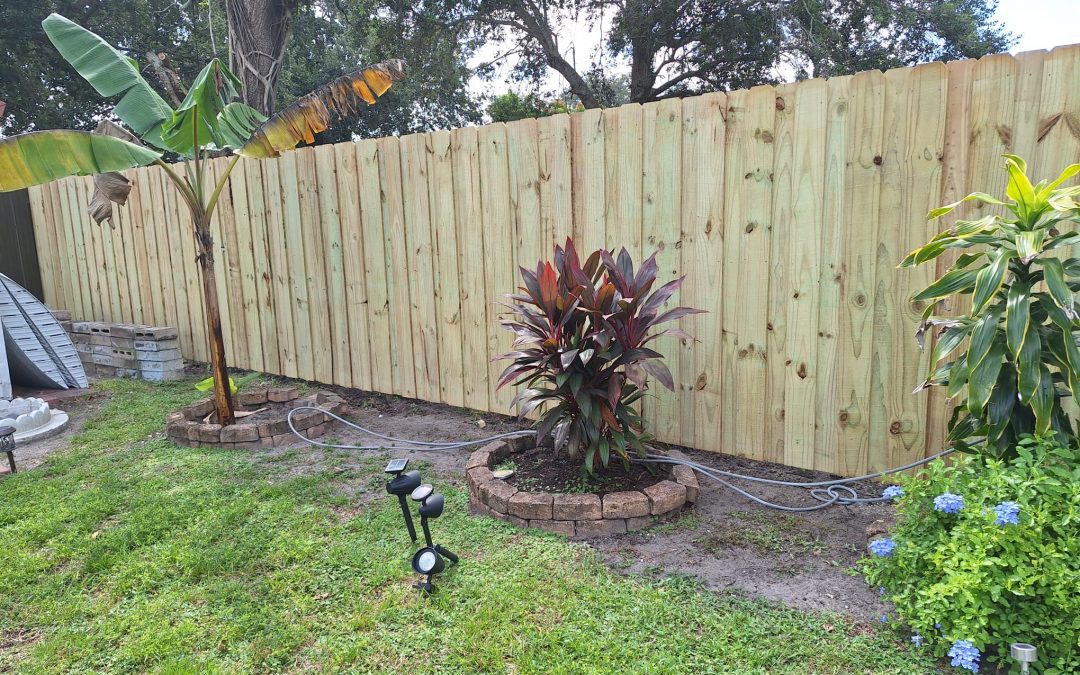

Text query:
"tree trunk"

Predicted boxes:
[[224, 0, 297, 117], [195, 217, 236, 426]]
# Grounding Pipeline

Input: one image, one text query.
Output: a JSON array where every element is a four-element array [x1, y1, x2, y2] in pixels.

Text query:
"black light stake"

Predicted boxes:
[[0, 426, 15, 475], [384, 460, 420, 542], [409, 484, 459, 593]]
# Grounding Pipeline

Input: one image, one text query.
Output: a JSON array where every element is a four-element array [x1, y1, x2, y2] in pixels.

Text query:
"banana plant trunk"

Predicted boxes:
[[194, 215, 236, 426]]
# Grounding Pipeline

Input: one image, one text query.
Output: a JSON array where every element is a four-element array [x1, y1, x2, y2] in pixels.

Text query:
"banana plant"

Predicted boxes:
[[903, 155, 1080, 457], [0, 14, 405, 426]]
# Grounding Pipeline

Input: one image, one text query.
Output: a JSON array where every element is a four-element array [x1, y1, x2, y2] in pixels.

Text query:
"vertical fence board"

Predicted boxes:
[[427, 130, 464, 407], [314, 144, 351, 386], [334, 143, 371, 391], [355, 140, 391, 393]]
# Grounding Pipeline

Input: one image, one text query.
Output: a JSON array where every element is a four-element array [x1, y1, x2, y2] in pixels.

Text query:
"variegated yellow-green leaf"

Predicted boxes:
[[1005, 282, 1030, 356], [927, 192, 1006, 219], [913, 268, 980, 302], [1014, 229, 1045, 263], [1016, 319, 1042, 404], [239, 59, 407, 159], [1004, 154, 1037, 224], [1030, 366, 1055, 435], [1039, 257, 1076, 319], [1038, 162, 1080, 198], [971, 249, 1011, 314], [968, 338, 1005, 415], [0, 130, 160, 192]]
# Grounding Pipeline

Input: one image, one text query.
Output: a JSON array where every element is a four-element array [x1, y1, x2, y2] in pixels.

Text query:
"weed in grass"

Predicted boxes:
[[0, 378, 941, 674]]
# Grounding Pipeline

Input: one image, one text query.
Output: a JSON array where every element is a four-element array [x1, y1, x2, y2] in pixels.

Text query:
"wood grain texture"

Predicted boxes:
[[28, 49, 1080, 476]]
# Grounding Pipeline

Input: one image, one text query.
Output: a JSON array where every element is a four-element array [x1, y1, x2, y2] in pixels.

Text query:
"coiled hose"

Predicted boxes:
[[288, 406, 953, 512]]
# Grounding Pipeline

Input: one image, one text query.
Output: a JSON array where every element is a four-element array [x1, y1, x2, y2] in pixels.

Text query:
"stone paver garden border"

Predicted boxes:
[[166, 388, 346, 449], [467, 439, 699, 538]]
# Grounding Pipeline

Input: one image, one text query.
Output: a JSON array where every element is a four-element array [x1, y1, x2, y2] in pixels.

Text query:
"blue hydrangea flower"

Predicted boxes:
[[868, 537, 896, 557], [934, 492, 965, 514], [878, 586, 886, 596], [911, 633, 923, 647], [935, 623, 942, 630], [948, 640, 980, 673], [879, 614, 888, 623], [883, 485, 904, 500], [994, 500, 1020, 526]]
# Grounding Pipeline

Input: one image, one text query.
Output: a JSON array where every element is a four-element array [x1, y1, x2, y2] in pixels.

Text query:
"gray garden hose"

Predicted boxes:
[[288, 406, 953, 512]]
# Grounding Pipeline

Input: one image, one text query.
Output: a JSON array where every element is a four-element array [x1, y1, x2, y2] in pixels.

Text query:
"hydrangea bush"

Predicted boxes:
[[862, 437, 1080, 673]]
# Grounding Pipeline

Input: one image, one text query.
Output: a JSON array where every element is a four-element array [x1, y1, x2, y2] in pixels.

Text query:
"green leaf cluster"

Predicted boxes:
[[904, 156, 1080, 457], [862, 437, 1080, 674]]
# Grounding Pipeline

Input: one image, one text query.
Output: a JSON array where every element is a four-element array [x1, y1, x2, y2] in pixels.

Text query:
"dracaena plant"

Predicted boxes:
[[903, 155, 1080, 457], [497, 239, 703, 473], [0, 14, 405, 426]]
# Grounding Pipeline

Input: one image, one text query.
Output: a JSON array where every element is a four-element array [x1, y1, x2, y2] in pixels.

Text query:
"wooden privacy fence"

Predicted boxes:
[[27, 46, 1080, 476]]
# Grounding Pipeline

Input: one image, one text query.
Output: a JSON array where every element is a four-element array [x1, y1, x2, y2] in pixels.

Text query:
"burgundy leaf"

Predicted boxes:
[[642, 360, 675, 391]]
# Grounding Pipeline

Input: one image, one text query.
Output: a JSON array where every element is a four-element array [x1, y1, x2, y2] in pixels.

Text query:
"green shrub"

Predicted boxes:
[[902, 156, 1080, 458], [862, 436, 1080, 673]]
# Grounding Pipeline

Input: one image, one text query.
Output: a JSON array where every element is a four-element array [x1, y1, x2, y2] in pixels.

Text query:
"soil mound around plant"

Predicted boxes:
[[505, 444, 671, 496]]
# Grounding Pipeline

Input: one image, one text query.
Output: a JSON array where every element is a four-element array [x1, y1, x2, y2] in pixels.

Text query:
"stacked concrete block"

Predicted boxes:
[[70, 322, 183, 381]]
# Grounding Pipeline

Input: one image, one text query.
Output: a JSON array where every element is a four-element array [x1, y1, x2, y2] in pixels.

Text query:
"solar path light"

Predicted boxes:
[[409, 483, 459, 593], [0, 425, 15, 474], [384, 459, 420, 542], [1011, 643, 1037, 674]]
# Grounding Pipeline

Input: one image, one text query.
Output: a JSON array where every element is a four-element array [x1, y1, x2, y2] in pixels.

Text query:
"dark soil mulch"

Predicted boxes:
[[505, 445, 672, 495]]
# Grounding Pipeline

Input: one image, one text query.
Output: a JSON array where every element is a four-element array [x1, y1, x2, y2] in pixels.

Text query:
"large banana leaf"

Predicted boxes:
[[42, 14, 174, 149], [160, 59, 264, 156], [0, 131, 161, 192], [239, 59, 407, 159]]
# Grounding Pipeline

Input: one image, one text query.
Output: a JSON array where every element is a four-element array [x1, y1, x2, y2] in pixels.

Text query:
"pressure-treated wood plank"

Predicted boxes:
[[874, 63, 947, 472], [314, 144, 351, 386], [260, 157, 296, 377], [427, 130, 464, 407], [26, 187, 57, 307], [604, 104, 644, 258], [228, 158, 265, 373], [278, 151, 314, 380], [132, 168, 165, 326], [78, 177, 115, 321], [144, 168, 182, 345], [641, 98, 685, 445], [507, 118, 543, 272], [1033, 46, 1080, 181], [378, 136, 417, 399], [814, 76, 854, 471], [296, 148, 332, 384], [679, 93, 726, 454], [59, 181, 94, 319], [356, 139, 392, 393], [123, 171, 155, 324], [334, 141, 371, 391], [834, 70, 886, 476], [399, 134, 441, 402], [765, 83, 797, 464], [720, 86, 776, 461], [1010, 51, 1046, 160], [782, 79, 827, 470], [43, 183, 78, 315], [536, 114, 573, 255], [158, 167, 199, 358], [93, 177, 127, 322], [242, 157, 281, 376], [571, 108, 607, 255], [451, 127, 491, 412], [478, 123, 515, 412], [115, 184, 143, 323]]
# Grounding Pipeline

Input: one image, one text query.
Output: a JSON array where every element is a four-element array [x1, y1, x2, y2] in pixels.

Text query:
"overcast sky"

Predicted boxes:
[[470, 0, 1080, 98]]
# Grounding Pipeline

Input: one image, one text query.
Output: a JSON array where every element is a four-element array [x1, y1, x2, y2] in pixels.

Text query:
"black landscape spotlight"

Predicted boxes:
[[409, 483, 459, 593], [385, 459, 421, 542]]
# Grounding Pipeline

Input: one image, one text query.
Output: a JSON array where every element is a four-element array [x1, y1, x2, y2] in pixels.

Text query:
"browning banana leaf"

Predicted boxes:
[[238, 59, 407, 159]]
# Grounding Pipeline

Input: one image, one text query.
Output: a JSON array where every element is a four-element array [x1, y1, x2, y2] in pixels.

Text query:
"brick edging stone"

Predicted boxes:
[[165, 387, 346, 449], [466, 439, 699, 539]]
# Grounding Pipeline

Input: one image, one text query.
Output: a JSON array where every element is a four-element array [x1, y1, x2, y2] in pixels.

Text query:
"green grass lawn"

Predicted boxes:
[[0, 379, 941, 674]]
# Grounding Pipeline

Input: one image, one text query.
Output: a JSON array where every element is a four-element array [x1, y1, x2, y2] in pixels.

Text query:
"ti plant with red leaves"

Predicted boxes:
[[497, 239, 703, 473]]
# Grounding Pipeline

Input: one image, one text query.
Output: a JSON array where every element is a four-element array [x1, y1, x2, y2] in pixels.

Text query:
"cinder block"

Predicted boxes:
[[135, 348, 182, 362], [90, 334, 112, 346], [134, 326, 179, 341], [70, 333, 91, 344], [74, 343, 93, 355], [72, 321, 100, 334], [140, 358, 184, 373], [51, 310, 72, 322], [142, 369, 183, 382], [88, 323, 112, 336], [109, 324, 139, 339], [110, 336, 136, 349], [96, 364, 118, 377], [111, 348, 135, 360], [91, 345, 112, 356], [116, 368, 140, 378], [59, 321, 73, 333], [134, 338, 179, 352]]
